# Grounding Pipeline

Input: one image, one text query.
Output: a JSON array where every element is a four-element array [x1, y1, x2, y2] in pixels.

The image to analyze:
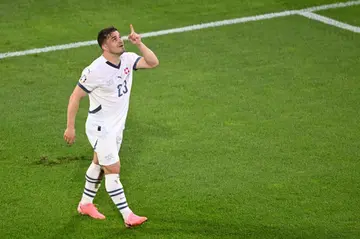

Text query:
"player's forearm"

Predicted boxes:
[[136, 42, 159, 67], [66, 96, 81, 129]]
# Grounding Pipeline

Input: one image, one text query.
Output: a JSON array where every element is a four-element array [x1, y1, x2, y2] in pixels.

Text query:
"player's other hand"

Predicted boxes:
[[128, 24, 141, 45], [64, 127, 76, 145]]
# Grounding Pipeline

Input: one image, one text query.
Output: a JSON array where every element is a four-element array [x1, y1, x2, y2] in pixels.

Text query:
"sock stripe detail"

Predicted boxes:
[[86, 177, 100, 184], [86, 178, 100, 184], [85, 174, 101, 183], [86, 174, 101, 181], [110, 191, 124, 197], [116, 201, 127, 207], [83, 191, 95, 198], [84, 188, 97, 194], [118, 205, 128, 210], [107, 188, 123, 194]]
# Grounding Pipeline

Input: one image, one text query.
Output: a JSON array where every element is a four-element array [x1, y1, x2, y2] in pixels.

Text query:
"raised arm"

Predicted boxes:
[[128, 24, 159, 69]]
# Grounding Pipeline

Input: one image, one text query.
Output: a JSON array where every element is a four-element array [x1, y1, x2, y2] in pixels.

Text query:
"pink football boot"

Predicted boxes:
[[77, 203, 106, 220]]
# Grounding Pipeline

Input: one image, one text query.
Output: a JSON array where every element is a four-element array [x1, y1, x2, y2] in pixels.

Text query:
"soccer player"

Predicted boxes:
[[63, 25, 159, 228]]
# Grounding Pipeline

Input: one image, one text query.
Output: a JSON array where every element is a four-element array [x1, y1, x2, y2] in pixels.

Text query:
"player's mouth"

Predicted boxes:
[[119, 44, 124, 48]]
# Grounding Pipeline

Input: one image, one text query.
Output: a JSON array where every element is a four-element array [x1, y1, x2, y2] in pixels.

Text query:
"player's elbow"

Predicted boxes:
[[154, 59, 159, 67], [150, 59, 159, 68]]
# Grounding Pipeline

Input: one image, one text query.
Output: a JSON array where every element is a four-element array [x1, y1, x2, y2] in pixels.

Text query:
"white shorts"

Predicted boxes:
[[86, 121, 123, 166]]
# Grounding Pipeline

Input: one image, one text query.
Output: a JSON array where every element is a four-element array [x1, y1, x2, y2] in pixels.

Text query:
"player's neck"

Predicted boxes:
[[102, 52, 121, 66]]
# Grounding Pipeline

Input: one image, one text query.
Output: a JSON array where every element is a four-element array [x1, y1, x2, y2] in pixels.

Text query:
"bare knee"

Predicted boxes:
[[103, 161, 120, 174], [93, 153, 120, 174]]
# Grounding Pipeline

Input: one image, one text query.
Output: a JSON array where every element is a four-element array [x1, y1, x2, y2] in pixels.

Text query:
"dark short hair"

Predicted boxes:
[[97, 26, 118, 48]]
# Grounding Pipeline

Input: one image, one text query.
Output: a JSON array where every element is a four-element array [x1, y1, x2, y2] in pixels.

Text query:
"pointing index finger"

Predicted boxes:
[[130, 24, 135, 33]]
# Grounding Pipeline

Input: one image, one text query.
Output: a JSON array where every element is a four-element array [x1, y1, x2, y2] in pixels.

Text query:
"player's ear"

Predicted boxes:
[[102, 43, 108, 51]]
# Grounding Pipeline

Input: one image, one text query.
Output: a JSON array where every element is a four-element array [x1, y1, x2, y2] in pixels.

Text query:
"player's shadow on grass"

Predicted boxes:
[[33, 155, 91, 166]]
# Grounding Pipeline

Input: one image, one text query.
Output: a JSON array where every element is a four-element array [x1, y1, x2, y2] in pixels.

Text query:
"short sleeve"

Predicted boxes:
[[125, 52, 142, 71], [77, 67, 101, 93]]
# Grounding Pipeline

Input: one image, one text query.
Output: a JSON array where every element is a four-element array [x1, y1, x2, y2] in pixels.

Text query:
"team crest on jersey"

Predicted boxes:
[[124, 67, 130, 75]]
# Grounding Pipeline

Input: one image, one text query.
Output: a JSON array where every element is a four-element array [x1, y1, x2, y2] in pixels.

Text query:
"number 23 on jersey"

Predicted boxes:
[[117, 80, 128, 97]]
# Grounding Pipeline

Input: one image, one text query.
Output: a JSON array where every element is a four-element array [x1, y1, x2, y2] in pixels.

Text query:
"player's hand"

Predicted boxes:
[[64, 127, 76, 145], [128, 24, 141, 45]]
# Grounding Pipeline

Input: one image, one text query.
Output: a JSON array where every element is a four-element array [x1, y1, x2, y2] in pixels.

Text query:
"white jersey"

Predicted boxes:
[[78, 52, 141, 133]]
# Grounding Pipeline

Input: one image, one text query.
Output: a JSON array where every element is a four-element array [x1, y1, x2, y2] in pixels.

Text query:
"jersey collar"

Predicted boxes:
[[105, 61, 121, 69]]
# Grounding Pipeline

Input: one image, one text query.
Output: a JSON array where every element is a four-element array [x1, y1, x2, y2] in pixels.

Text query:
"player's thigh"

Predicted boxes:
[[86, 130, 98, 150], [116, 130, 124, 153], [95, 134, 120, 166]]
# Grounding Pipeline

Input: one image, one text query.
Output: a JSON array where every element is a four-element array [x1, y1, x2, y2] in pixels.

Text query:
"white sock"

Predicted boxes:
[[105, 174, 132, 220], [80, 162, 103, 204]]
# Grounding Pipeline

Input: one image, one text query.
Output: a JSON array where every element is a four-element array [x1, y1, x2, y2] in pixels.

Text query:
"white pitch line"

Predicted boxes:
[[301, 0, 360, 12], [0, 40, 98, 60], [1, 0, 360, 60], [0, 11, 296, 60], [139, 10, 299, 38], [299, 12, 360, 33]]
